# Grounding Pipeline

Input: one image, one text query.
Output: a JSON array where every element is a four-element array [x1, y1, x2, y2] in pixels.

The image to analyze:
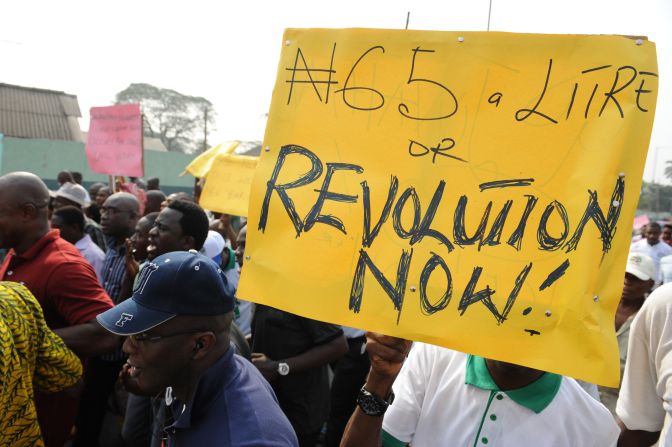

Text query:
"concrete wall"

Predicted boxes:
[[0, 134, 195, 194]]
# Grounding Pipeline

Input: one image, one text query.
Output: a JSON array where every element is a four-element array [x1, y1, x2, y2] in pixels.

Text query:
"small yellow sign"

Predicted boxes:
[[199, 153, 258, 217], [238, 29, 658, 386]]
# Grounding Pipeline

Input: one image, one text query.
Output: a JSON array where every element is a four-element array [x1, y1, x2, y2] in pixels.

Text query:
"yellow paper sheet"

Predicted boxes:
[[199, 153, 258, 216], [238, 29, 658, 386], [183, 141, 239, 179]]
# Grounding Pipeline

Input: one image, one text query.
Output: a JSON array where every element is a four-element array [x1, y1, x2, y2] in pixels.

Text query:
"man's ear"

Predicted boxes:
[[191, 333, 216, 360], [182, 235, 196, 251], [646, 279, 655, 292]]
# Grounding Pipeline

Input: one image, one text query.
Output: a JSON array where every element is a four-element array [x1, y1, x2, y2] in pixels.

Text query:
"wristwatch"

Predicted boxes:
[[277, 362, 290, 376], [356, 386, 394, 416]]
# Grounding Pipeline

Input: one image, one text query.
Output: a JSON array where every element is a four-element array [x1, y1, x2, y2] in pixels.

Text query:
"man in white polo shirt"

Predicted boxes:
[[631, 222, 672, 284], [341, 334, 619, 447], [616, 282, 672, 446]]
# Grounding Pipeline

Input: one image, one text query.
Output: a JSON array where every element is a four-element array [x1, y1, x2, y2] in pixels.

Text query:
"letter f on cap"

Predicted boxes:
[[116, 313, 134, 328]]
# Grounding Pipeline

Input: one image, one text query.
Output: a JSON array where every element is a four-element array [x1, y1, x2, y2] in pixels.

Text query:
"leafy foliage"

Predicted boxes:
[[116, 83, 216, 154]]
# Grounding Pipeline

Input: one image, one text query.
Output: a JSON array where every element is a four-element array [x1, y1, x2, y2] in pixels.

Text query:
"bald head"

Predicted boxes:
[[107, 192, 140, 214], [0, 172, 50, 210], [101, 192, 140, 239], [0, 172, 52, 252]]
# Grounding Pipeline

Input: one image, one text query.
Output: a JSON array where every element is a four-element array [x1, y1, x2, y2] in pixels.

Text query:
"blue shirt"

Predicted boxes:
[[101, 238, 127, 303], [166, 346, 298, 446], [100, 239, 129, 362]]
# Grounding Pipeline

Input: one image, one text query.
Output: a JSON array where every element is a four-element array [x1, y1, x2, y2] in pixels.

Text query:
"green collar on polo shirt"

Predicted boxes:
[[465, 355, 561, 414]]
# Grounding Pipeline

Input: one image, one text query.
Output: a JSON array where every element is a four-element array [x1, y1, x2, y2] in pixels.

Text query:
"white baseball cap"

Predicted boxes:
[[626, 252, 655, 281], [200, 230, 225, 264], [55, 182, 89, 207]]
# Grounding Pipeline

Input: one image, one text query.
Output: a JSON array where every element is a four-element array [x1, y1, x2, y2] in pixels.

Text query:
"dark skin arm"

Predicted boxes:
[[119, 238, 139, 300], [340, 332, 412, 447], [54, 319, 120, 357], [219, 214, 238, 250], [252, 334, 348, 382], [617, 418, 660, 447]]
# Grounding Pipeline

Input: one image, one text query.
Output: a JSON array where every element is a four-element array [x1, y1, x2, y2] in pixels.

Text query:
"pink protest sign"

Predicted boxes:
[[85, 104, 144, 177]]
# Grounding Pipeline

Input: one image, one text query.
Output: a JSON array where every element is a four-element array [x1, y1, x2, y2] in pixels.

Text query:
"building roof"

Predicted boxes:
[[0, 83, 82, 141], [234, 140, 262, 156]]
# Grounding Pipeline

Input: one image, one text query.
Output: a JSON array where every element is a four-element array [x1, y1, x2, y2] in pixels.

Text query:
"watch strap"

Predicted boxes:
[[357, 386, 394, 416]]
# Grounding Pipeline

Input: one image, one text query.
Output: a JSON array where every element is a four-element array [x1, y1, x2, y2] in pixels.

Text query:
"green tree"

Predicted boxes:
[[665, 160, 672, 182], [637, 181, 672, 214], [115, 83, 216, 154]]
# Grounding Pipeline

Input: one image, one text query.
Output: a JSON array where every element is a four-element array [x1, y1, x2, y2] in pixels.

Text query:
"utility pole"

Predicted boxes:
[[202, 106, 209, 153]]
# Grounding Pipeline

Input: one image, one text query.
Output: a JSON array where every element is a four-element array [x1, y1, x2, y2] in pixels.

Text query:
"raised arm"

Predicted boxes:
[[340, 332, 412, 447]]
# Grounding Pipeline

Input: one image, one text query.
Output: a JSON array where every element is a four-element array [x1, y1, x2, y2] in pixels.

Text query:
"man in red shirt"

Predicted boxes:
[[0, 171, 118, 446]]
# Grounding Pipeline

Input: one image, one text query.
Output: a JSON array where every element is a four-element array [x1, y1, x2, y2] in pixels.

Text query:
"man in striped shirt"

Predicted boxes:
[[73, 192, 140, 447]]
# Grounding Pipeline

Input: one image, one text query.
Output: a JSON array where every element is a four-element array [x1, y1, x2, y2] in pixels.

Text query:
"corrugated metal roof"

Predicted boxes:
[[0, 83, 82, 141]]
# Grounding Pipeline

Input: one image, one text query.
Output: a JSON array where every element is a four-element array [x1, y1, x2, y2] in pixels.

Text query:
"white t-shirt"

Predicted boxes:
[[383, 343, 619, 447], [631, 239, 672, 283], [617, 283, 672, 445]]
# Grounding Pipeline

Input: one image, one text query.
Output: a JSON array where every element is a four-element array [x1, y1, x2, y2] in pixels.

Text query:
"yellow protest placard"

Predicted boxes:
[[183, 141, 240, 178], [237, 29, 658, 386], [199, 153, 258, 217]]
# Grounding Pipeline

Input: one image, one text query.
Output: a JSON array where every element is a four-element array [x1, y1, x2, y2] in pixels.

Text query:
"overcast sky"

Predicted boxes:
[[1, 0, 669, 181]]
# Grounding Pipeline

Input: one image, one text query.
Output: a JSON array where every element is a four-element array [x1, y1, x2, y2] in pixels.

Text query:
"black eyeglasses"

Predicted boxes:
[[129, 329, 204, 344]]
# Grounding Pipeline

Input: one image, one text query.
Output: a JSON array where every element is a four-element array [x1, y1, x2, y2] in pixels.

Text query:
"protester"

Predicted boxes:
[[119, 211, 160, 447], [598, 252, 655, 414], [96, 186, 111, 208], [89, 182, 106, 198], [325, 325, 370, 447], [97, 250, 299, 446], [53, 181, 107, 250], [200, 230, 248, 358], [616, 282, 672, 446], [144, 190, 166, 215], [131, 213, 158, 263], [160, 192, 194, 210], [122, 202, 249, 446], [251, 294, 348, 445], [56, 170, 74, 186], [663, 224, 672, 246], [0, 281, 83, 447], [118, 212, 157, 299], [0, 171, 117, 446], [147, 177, 160, 191], [233, 226, 253, 336], [147, 199, 209, 260], [340, 333, 619, 446], [51, 205, 105, 281], [74, 192, 140, 447], [631, 222, 672, 283], [86, 182, 106, 223], [210, 212, 238, 249]]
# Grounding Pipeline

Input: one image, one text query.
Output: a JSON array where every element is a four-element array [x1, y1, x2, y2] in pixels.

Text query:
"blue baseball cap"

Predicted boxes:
[[97, 250, 235, 336]]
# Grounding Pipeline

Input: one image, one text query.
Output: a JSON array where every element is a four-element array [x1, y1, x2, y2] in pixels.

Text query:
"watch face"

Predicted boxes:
[[358, 395, 384, 415], [357, 390, 388, 416], [278, 362, 290, 376]]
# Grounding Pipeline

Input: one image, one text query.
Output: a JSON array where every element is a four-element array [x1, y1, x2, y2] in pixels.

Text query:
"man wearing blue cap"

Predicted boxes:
[[96, 250, 298, 446]]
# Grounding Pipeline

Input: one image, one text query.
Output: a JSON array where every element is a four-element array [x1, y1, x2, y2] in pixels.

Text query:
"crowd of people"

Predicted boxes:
[[1, 169, 672, 446]]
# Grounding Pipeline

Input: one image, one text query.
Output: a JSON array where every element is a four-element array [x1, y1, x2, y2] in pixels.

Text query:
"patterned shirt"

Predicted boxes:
[[100, 240, 128, 361], [0, 282, 83, 447], [101, 240, 127, 304]]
